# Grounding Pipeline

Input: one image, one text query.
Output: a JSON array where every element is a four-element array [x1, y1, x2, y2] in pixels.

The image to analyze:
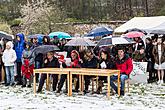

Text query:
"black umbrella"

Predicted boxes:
[[0, 32, 13, 40], [31, 45, 60, 56]]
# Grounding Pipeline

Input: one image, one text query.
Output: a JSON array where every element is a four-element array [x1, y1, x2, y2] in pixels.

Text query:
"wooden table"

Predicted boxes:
[[69, 68, 121, 98], [33, 68, 71, 96], [33, 68, 120, 98]]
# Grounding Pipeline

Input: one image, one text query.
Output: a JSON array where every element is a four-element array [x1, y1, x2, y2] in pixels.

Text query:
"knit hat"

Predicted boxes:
[[6, 41, 13, 48]]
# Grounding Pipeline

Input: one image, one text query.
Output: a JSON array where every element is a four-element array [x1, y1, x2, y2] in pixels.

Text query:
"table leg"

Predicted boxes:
[[33, 72, 36, 94], [117, 71, 120, 96], [79, 75, 82, 92], [81, 75, 84, 92], [67, 72, 70, 96], [46, 73, 49, 90], [107, 75, 111, 98], [69, 73, 73, 96]]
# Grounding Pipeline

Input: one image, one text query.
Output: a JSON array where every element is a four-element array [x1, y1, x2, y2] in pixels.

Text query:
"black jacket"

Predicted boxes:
[[44, 57, 60, 68], [99, 56, 116, 69], [82, 56, 98, 68]]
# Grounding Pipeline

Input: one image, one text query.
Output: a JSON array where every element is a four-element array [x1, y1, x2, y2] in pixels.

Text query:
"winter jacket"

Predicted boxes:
[[99, 56, 116, 69], [152, 44, 165, 64], [14, 33, 25, 62], [82, 56, 98, 68], [115, 54, 133, 75], [70, 50, 81, 68], [2, 41, 17, 66], [132, 51, 146, 62], [44, 57, 60, 68], [22, 48, 34, 66], [145, 43, 154, 62]]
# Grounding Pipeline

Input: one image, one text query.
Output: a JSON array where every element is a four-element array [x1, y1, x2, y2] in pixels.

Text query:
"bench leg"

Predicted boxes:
[[33, 73, 36, 94], [117, 71, 120, 96], [46, 73, 49, 90], [67, 73, 70, 96], [107, 75, 111, 99], [69, 73, 72, 96]]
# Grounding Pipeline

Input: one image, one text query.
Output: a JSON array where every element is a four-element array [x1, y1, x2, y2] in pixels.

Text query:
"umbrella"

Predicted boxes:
[[150, 30, 165, 34], [0, 31, 13, 40], [96, 36, 135, 47], [65, 37, 96, 46], [124, 28, 147, 35], [31, 45, 60, 56], [124, 32, 145, 38], [27, 34, 44, 39], [86, 26, 113, 37], [49, 32, 71, 39]]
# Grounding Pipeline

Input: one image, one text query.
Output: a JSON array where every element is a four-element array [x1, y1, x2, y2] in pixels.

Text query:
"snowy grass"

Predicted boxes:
[[0, 83, 165, 110]]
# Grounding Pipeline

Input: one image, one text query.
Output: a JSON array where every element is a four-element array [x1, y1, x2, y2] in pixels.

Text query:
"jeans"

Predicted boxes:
[[110, 74, 128, 92], [5, 66, 15, 84]]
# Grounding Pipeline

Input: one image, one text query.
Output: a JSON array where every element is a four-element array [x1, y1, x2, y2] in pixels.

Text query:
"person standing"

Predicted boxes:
[[152, 37, 165, 84], [21, 42, 34, 87], [110, 47, 133, 96], [14, 33, 25, 85], [2, 41, 17, 86]]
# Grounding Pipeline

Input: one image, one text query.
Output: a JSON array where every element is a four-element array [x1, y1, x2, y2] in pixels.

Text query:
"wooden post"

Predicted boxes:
[[79, 75, 82, 92], [67, 72, 70, 96], [69, 72, 72, 96], [33, 72, 36, 94], [107, 75, 111, 98], [46, 73, 49, 90], [81, 75, 84, 92]]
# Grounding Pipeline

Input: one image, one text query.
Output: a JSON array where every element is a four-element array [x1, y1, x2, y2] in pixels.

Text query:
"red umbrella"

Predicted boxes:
[[124, 32, 145, 38]]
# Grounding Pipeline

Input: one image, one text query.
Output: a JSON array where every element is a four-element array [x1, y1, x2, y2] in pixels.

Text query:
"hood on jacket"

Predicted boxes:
[[71, 50, 80, 61], [16, 33, 25, 43], [43, 36, 50, 45], [6, 41, 13, 49]]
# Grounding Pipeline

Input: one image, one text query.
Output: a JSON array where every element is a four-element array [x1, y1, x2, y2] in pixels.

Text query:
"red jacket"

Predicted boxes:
[[116, 55, 133, 75], [21, 59, 34, 79]]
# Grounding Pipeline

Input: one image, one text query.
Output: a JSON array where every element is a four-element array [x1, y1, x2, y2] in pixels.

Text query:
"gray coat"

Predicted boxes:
[[22, 49, 34, 66]]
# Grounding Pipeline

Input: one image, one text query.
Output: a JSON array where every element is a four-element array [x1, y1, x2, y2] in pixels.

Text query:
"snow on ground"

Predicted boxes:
[[0, 83, 165, 110]]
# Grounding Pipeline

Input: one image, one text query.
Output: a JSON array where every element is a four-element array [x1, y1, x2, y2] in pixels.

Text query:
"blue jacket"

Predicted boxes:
[[14, 33, 25, 62]]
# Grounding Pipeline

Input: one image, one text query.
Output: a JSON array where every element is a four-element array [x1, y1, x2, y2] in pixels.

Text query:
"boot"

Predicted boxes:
[[120, 90, 124, 96]]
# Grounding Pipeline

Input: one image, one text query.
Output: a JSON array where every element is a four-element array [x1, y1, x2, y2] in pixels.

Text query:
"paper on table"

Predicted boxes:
[[65, 58, 71, 66], [100, 61, 107, 69], [57, 52, 67, 58]]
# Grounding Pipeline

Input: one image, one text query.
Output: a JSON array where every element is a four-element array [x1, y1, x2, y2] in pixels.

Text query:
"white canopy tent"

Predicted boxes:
[[114, 16, 165, 34]]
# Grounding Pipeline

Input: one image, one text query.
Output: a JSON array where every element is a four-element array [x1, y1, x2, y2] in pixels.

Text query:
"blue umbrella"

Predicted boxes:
[[87, 26, 113, 37], [49, 32, 71, 39]]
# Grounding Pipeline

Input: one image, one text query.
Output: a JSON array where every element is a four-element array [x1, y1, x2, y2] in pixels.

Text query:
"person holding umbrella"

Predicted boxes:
[[37, 51, 60, 93]]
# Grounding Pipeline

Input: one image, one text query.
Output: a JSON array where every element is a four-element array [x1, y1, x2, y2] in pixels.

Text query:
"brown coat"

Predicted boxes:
[[152, 44, 165, 64]]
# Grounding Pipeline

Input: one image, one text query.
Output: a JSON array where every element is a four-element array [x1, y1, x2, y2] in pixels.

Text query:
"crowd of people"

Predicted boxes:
[[0, 33, 165, 96]]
